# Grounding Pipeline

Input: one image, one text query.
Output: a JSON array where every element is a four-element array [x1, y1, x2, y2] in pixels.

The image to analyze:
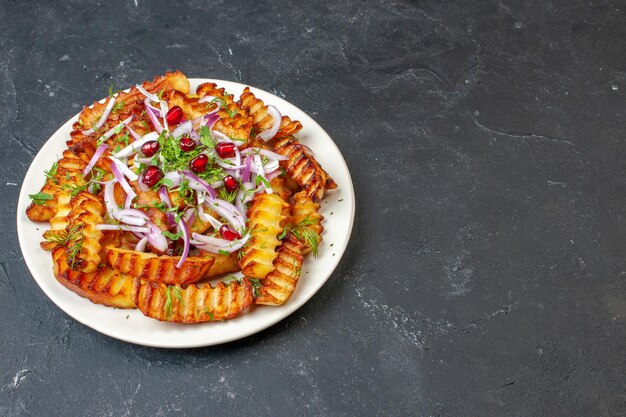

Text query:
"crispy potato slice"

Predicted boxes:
[[255, 233, 306, 306], [52, 247, 135, 309], [270, 176, 293, 202], [26, 151, 87, 222], [196, 82, 253, 141], [273, 136, 336, 202], [40, 190, 73, 251], [239, 87, 302, 138], [167, 90, 217, 121], [203, 251, 241, 278], [239, 193, 289, 279], [67, 192, 106, 273], [290, 191, 324, 255], [132, 278, 253, 322], [106, 247, 214, 285]]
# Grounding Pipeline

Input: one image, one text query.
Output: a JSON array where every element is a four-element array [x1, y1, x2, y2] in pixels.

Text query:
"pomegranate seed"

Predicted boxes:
[[141, 165, 163, 187], [216, 142, 235, 158], [223, 175, 239, 192], [166, 106, 183, 125], [190, 154, 209, 173], [220, 224, 241, 241], [179, 136, 197, 152], [141, 141, 160, 157]]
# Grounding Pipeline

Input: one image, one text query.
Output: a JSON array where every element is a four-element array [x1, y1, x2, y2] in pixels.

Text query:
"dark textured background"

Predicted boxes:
[[2, 0, 625, 416]]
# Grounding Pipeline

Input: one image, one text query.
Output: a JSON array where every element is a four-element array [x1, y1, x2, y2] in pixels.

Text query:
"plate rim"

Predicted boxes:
[[16, 78, 355, 348]]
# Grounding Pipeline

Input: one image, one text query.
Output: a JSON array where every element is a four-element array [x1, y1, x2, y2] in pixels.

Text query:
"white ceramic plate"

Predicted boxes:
[[16, 78, 355, 348]]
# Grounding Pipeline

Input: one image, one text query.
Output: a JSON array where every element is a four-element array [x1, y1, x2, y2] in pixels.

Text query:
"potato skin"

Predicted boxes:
[[132, 278, 253, 323], [52, 247, 135, 309]]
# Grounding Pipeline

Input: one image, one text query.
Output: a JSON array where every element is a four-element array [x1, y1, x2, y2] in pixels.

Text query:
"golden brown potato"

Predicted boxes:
[[106, 247, 214, 285], [273, 136, 336, 202], [52, 247, 135, 309], [196, 82, 253, 141], [239, 193, 289, 279], [290, 191, 324, 255], [66, 192, 106, 273], [255, 233, 306, 306], [132, 278, 253, 322], [203, 251, 241, 277], [239, 87, 302, 138]]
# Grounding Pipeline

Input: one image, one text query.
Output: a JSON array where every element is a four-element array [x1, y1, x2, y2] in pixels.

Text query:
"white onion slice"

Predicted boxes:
[[110, 156, 138, 181], [256, 105, 281, 141], [114, 132, 159, 158], [253, 154, 272, 194], [96, 115, 134, 144], [110, 161, 137, 208], [104, 180, 120, 218], [176, 218, 190, 268], [81, 97, 116, 135], [82, 143, 108, 177], [146, 222, 168, 252], [136, 85, 159, 102], [160, 100, 169, 132], [241, 147, 289, 161], [96, 224, 150, 233], [135, 236, 148, 252]]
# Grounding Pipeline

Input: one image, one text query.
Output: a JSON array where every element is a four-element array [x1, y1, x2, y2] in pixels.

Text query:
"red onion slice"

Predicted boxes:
[[110, 161, 137, 207], [110, 156, 139, 182], [181, 171, 217, 199], [171, 120, 192, 139], [256, 105, 281, 141], [253, 154, 272, 194], [82, 143, 108, 177], [114, 132, 159, 158], [145, 99, 164, 133], [176, 218, 190, 268], [191, 232, 250, 253], [96, 224, 150, 233], [146, 221, 168, 252], [158, 186, 176, 227], [81, 97, 116, 135], [241, 156, 252, 183], [198, 204, 223, 230]]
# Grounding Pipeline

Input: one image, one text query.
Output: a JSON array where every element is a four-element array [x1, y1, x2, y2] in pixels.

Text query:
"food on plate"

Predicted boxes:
[[26, 71, 334, 322]]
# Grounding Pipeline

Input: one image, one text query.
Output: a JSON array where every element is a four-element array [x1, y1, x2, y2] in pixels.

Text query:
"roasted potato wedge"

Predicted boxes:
[[273, 136, 336, 202], [52, 247, 135, 309], [290, 191, 324, 255], [106, 247, 214, 285], [239, 87, 302, 138], [66, 192, 106, 273], [239, 193, 290, 279], [132, 278, 253, 322], [255, 233, 306, 306]]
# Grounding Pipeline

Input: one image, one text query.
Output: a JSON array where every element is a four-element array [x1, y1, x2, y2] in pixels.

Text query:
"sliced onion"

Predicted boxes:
[[198, 95, 217, 104], [198, 204, 222, 229], [124, 120, 142, 141], [191, 232, 250, 253], [256, 105, 281, 141], [114, 132, 159, 158], [135, 236, 148, 252], [266, 169, 282, 181], [82, 97, 116, 135], [116, 208, 149, 226], [176, 218, 190, 268], [181, 171, 217, 199], [96, 224, 150, 233], [205, 198, 246, 230], [110, 161, 137, 208], [104, 180, 120, 217], [241, 156, 252, 183], [160, 100, 169, 132], [171, 120, 192, 139], [136, 85, 159, 102], [97, 116, 134, 144], [82, 143, 108, 177], [158, 186, 176, 227], [253, 154, 272, 194], [145, 99, 164, 133], [110, 156, 138, 182], [241, 147, 289, 161], [146, 222, 168, 252]]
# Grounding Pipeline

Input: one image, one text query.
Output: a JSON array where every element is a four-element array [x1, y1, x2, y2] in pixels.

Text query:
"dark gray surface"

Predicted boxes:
[[1, 0, 625, 415]]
